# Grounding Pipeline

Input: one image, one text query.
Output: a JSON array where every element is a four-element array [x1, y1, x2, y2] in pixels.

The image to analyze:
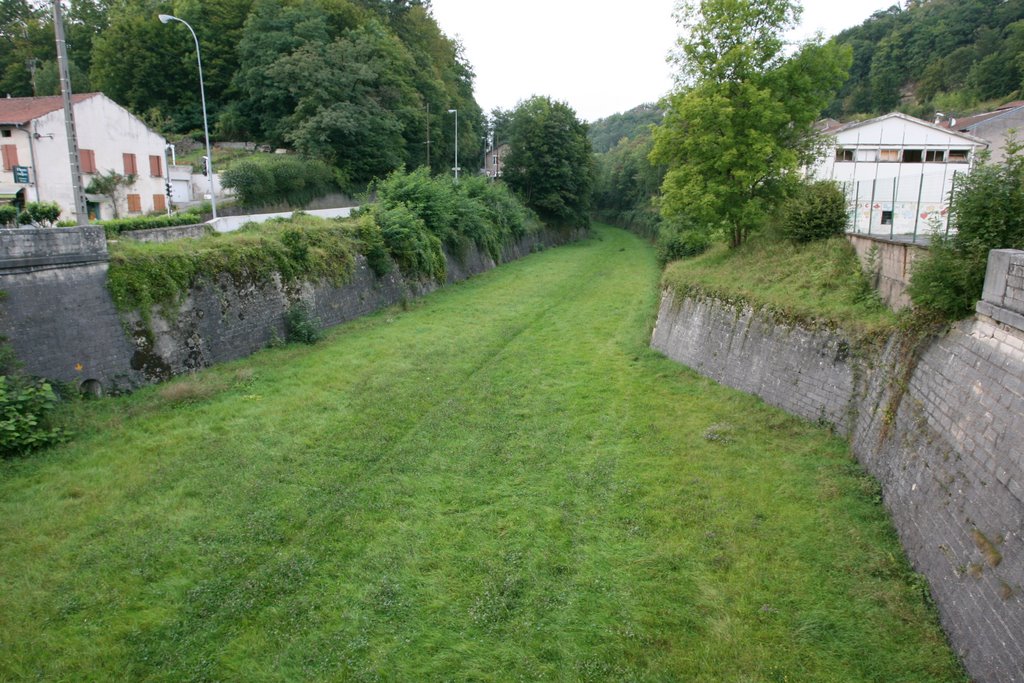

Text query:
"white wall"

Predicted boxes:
[[27, 94, 168, 222], [808, 115, 985, 235]]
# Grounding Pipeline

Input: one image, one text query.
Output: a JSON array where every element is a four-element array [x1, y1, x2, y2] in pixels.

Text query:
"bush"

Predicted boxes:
[[100, 212, 202, 238], [778, 181, 848, 243], [348, 213, 392, 277], [221, 155, 337, 208], [372, 167, 458, 247], [283, 302, 322, 345], [0, 204, 18, 228], [374, 203, 446, 282], [909, 144, 1024, 318], [0, 375, 66, 457], [657, 228, 712, 265]]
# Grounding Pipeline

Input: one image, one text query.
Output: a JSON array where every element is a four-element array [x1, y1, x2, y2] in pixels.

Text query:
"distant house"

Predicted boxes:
[[484, 143, 509, 179], [808, 112, 987, 235], [0, 92, 169, 222], [938, 101, 1024, 163]]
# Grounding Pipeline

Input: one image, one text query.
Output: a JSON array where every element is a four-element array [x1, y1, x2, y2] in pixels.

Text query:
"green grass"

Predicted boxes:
[[663, 236, 899, 339], [0, 225, 962, 681], [176, 145, 274, 173]]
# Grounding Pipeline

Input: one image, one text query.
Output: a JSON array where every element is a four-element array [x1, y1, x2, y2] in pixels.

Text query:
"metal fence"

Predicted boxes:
[[840, 169, 963, 244]]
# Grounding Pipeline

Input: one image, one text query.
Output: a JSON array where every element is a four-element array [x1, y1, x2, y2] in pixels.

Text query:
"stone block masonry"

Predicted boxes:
[[652, 251, 1024, 683], [0, 226, 582, 391], [0, 227, 142, 391]]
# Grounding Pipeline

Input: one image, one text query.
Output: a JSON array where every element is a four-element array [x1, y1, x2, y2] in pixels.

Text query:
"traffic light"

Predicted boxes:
[[201, 156, 209, 177]]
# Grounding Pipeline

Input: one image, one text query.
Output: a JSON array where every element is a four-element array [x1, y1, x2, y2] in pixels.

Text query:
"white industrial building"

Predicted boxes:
[[808, 113, 988, 237], [0, 92, 170, 222]]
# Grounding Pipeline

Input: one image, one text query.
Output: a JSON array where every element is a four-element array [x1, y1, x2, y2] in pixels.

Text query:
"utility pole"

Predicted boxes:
[[52, 0, 89, 226], [424, 104, 431, 168]]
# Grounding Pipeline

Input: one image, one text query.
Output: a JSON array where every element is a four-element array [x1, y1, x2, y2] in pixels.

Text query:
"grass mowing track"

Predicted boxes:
[[0, 224, 962, 681]]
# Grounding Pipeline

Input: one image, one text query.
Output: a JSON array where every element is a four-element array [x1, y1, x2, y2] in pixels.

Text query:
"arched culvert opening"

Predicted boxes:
[[79, 379, 103, 398]]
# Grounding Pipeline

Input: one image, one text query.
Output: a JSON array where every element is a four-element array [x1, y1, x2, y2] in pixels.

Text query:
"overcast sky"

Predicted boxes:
[[428, 0, 897, 122]]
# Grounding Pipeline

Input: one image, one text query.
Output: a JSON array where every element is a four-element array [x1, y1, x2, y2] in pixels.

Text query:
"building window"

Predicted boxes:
[[880, 149, 900, 162], [1, 130, 11, 138], [835, 148, 855, 162], [149, 155, 163, 177], [949, 149, 970, 163], [126, 193, 142, 213], [80, 149, 97, 173], [925, 150, 945, 163], [881, 210, 893, 225], [1, 144, 19, 170], [902, 149, 923, 163], [123, 153, 138, 176], [152, 194, 166, 212]]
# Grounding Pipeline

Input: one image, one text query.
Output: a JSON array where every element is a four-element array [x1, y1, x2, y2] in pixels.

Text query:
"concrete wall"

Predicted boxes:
[[0, 225, 581, 391], [119, 224, 210, 243], [651, 253, 1024, 682], [847, 233, 928, 310]]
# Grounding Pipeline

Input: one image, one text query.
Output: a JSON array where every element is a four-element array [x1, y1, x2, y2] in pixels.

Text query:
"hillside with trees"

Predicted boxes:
[[0, 0, 482, 190], [827, 0, 1024, 119], [587, 103, 663, 153]]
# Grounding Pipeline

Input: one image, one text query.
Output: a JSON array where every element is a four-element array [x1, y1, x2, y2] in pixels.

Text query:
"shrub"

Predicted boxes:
[[100, 212, 202, 238], [0, 204, 18, 228], [0, 375, 66, 457], [21, 201, 62, 228], [657, 228, 712, 265], [372, 167, 458, 247], [348, 213, 392, 277], [221, 155, 337, 208], [778, 181, 848, 243], [909, 144, 1024, 318], [284, 302, 322, 345], [374, 203, 446, 282]]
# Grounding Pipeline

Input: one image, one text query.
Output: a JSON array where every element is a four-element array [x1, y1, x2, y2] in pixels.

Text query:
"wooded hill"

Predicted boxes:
[[827, 0, 1024, 119], [0, 0, 482, 189]]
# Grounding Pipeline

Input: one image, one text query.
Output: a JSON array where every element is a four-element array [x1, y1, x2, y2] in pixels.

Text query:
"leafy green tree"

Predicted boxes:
[[85, 170, 136, 219], [909, 144, 1024, 318], [651, 0, 850, 248], [503, 96, 594, 229]]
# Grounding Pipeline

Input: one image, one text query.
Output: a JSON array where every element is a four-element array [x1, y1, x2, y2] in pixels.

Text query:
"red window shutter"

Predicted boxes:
[[2, 144, 18, 171], [80, 149, 96, 173], [152, 194, 166, 212], [149, 155, 162, 177], [123, 153, 137, 176], [127, 194, 141, 213]]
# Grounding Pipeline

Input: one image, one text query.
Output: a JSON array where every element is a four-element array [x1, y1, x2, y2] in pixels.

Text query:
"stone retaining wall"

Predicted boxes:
[[0, 226, 580, 392], [651, 255, 1024, 682]]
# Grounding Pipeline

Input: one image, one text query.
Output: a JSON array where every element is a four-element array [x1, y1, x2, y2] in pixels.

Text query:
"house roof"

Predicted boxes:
[[941, 101, 1024, 132], [0, 93, 100, 126], [825, 112, 988, 146]]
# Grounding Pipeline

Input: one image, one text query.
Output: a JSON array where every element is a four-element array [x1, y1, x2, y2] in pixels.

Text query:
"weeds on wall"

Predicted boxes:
[[107, 169, 540, 324], [107, 218, 357, 323], [284, 303, 322, 345]]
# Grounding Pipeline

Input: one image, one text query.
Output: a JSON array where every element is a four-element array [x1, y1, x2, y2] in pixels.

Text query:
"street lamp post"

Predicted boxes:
[[159, 14, 217, 219], [447, 108, 459, 183]]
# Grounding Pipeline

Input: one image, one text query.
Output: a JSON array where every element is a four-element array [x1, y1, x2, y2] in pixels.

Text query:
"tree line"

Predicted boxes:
[[1, 0, 482, 189], [827, 0, 1024, 119]]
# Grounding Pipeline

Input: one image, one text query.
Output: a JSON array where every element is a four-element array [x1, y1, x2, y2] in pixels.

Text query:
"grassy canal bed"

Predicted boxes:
[[0, 225, 961, 681]]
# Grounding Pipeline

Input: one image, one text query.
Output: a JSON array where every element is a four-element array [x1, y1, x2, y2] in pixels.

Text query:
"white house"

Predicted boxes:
[[0, 92, 170, 222], [808, 112, 987, 236]]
